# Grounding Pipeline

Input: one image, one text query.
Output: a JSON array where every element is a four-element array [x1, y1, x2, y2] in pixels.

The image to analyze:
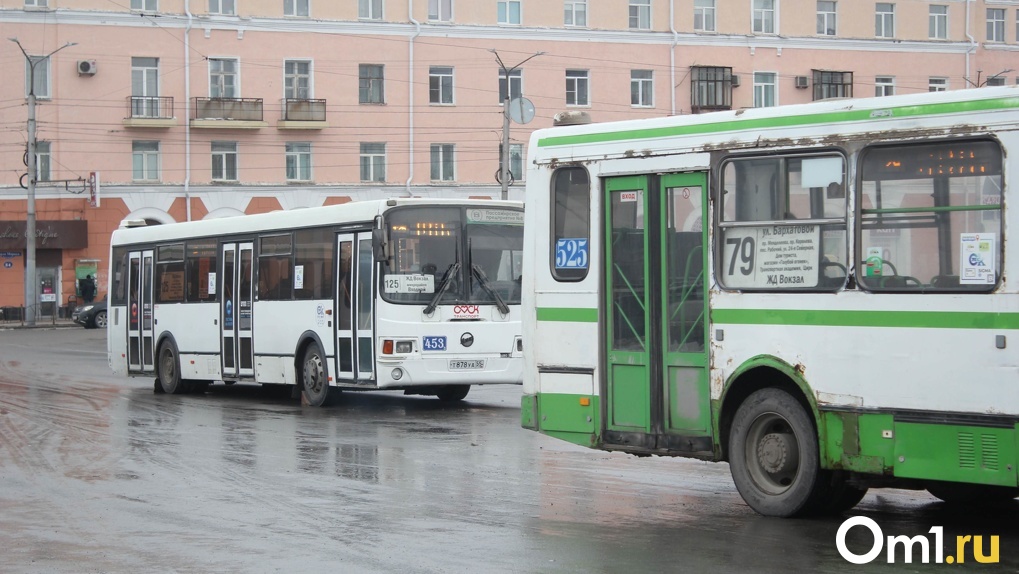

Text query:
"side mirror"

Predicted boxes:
[[372, 216, 388, 263]]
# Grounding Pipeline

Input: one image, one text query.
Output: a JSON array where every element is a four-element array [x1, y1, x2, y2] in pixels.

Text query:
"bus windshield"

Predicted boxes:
[[381, 205, 524, 306]]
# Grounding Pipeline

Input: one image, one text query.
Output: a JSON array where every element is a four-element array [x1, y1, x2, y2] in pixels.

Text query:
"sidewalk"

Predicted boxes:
[[0, 317, 80, 329]]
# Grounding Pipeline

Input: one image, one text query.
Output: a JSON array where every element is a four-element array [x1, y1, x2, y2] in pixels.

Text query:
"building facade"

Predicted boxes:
[[1, 0, 1016, 314]]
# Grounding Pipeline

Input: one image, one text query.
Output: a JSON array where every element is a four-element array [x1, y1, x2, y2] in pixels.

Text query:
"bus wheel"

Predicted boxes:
[[301, 344, 336, 407], [436, 385, 470, 402], [927, 481, 1019, 505], [728, 388, 826, 517], [157, 340, 186, 395]]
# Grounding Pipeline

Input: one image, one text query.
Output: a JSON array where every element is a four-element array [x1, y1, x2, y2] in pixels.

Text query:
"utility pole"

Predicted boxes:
[[10, 38, 76, 326], [492, 50, 543, 201]]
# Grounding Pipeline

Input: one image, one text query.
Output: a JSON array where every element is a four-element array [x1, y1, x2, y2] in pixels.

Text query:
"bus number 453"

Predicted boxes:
[[726, 236, 756, 276]]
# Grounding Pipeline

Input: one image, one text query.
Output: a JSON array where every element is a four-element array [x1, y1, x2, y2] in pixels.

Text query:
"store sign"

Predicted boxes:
[[0, 221, 88, 250]]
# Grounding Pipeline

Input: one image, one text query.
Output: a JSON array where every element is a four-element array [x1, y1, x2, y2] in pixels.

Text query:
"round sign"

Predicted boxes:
[[507, 97, 535, 124], [3, 261, 12, 269]]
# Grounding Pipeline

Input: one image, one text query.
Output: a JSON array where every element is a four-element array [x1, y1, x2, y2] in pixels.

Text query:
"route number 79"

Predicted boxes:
[[726, 236, 756, 276]]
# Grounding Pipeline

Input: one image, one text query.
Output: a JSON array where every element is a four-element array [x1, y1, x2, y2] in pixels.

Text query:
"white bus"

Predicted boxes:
[[108, 198, 524, 406], [521, 87, 1019, 516]]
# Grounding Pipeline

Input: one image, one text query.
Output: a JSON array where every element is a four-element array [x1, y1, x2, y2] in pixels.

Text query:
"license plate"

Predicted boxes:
[[449, 359, 485, 371], [422, 336, 447, 351]]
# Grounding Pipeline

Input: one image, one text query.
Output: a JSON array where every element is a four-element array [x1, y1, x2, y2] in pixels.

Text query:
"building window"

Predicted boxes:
[[24, 56, 50, 98], [987, 8, 1005, 42], [690, 66, 732, 112], [753, 72, 776, 107], [286, 142, 311, 181], [35, 141, 51, 182], [817, 1, 836, 35], [285, 0, 309, 17], [929, 5, 947, 39], [133, 141, 160, 181], [359, 64, 385, 104], [209, 58, 238, 98], [212, 142, 238, 181], [359, 0, 382, 19], [498, 1, 521, 25], [694, 0, 716, 32], [430, 144, 455, 181], [285, 60, 311, 99], [986, 75, 1006, 87], [429, 0, 452, 21], [132, 0, 157, 10], [753, 0, 776, 34], [429, 66, 454, 104], [132, 57, 160, 117], [25, 0, 49, 6], [498, 69, 522, 103], [875, 3, 894, 38], [209, 0, 235, 15], [631, 70, 653, 107], [875, 76, 895, 97], [565, 1, 587, 26], [812, 70, 852, 100], [566, 70, 589, 106], [360, 143, 386, 182], [929, 77, 948, 92], [629, 0, 651, 30]]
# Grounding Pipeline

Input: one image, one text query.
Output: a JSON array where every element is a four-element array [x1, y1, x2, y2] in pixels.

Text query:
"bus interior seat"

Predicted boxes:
[[929, 274, 960, 288]]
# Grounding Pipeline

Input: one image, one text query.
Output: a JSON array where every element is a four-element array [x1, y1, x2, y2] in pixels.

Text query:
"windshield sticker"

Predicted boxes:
[[722, 225, 820, 288], [384, 274, 435, 294], [466, 208, 524, 225], [960, 233, 996, 285]]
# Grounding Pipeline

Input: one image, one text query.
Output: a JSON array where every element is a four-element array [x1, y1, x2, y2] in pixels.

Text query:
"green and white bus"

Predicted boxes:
[[520, 87, 1019, 517]]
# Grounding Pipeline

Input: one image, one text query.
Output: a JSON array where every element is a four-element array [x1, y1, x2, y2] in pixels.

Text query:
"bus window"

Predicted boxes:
[[467, 208, 524, 304], [294, 228, 333, 300], [858, 139, 1002, 292], [258, 234, 294, 300], [719, 152, 848, 291], [186, 240, 218, 302], [551, 167, 591, 281], [110, 247, 128, 306], [155, 243, 185, 303]]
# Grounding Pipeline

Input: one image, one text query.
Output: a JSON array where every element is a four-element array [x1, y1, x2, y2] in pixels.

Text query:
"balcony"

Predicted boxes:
[[123, 96, 178, 128], [191, 97, 268, 129], [278, 98, 329, 129]]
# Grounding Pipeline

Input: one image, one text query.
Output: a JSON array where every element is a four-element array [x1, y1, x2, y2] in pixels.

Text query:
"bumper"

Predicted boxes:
[[375, 355, 523, 388]]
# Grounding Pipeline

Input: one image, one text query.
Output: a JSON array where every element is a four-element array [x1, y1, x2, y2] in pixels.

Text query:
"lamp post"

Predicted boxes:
[[492, 50, 543, 201], [10, 38, 76, 326]]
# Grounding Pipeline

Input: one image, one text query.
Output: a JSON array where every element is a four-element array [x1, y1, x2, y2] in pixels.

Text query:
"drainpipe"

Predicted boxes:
[[965, 0, 975, 87], [670, 0, 678, 115], [185, 0, 193, 221], [407, 0, 421, 196]]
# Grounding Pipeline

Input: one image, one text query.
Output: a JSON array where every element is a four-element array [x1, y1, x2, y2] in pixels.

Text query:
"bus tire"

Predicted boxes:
[[436, 385, 470, 402], [301, 344, 336, 407], [157, 340, 186, 395], [728, 387, 828, 517], [819, 475, 868, 514], [926, 481, 1019, 505]]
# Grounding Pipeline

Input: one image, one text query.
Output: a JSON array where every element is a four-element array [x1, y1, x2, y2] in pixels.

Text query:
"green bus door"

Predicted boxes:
[[604, 173, 712, 454]]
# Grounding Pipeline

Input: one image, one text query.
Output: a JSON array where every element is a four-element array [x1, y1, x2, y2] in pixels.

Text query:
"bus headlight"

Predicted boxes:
[[395, 341, 414, 354], [391, 368, 404, 380]]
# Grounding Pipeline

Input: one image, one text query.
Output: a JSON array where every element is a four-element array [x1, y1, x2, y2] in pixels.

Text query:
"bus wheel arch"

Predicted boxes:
[[295, 332, 337, 407]]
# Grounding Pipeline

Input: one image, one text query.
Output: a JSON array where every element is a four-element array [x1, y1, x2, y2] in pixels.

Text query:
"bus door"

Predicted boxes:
[[603, 173, 711, 452], [221, 242, 254, 378], [127, 249, 155, 372], [335, 233, 375, 383]]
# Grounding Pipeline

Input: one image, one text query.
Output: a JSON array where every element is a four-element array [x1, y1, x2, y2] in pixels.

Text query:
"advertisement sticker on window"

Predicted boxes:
[[960, 233, 995, 285]]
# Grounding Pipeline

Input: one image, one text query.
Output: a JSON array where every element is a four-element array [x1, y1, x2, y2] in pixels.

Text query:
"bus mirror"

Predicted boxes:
[[372, 226, 388, 263]]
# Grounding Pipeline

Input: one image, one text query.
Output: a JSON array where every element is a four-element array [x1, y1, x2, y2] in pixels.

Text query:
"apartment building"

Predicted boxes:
[[0, 0, 1016, 314]]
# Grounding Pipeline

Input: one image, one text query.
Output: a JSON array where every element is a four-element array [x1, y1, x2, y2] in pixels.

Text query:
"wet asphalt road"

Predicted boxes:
[[0, 327, 1016, 573]]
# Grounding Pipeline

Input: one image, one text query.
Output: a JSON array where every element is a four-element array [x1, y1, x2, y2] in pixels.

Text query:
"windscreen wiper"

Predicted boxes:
[[471, 264, 509, 315], [424, 261, 460, 315]]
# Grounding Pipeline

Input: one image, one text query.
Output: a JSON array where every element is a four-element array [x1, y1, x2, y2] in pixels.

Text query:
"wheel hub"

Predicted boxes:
[[756, 432, 798, 475]]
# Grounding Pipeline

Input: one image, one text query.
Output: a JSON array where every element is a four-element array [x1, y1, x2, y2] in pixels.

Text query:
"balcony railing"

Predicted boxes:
[[127, 96, 174, 119], [192, 97, 264, 121], [282, 98, 327, 121]]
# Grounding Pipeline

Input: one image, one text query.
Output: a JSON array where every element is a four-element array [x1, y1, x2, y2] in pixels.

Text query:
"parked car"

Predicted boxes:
[[72, 296, 107, 329]]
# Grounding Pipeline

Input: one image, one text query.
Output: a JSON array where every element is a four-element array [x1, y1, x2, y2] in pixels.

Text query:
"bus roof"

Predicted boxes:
[[530, 86, 1019, 161], [111, 197, 522, 246]]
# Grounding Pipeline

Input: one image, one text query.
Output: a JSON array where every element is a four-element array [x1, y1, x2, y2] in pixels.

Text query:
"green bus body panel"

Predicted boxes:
[[537, 96, 1019, 148], [821, 411, 895, 475], [893, 422, 1018, 486], [712, 308, 1019, 330], [521, 393, 537, 430], [524, 393, 600, 448], [536, 307, 599, 323], [609, 362, 649, 429]]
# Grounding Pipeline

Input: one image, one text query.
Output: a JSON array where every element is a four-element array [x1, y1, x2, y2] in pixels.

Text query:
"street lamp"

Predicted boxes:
[[492, 50, 543, 201], [10, 38, 76, 326]]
